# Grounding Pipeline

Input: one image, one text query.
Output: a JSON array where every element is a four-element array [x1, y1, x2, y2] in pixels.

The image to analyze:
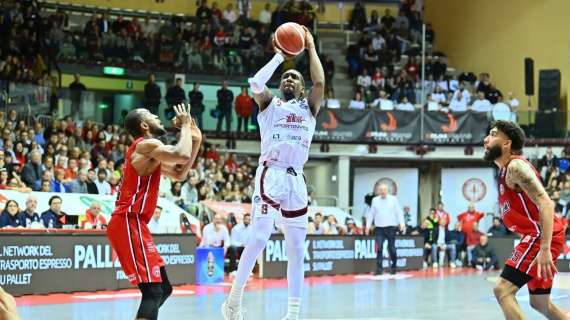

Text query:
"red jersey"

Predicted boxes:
[[457, 211, 484, 233], [498, 156, 565, 237], [112, 137, 161, 223]]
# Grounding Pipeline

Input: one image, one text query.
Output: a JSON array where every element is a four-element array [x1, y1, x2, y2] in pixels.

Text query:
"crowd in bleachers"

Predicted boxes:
[[343, 1, 519, 116]]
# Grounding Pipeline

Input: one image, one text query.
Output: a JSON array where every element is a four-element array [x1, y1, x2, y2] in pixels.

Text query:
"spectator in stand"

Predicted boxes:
[[396, 96, 415, 111], [216, 80, 234, 134], [322, 54, 335, 92], [424, 208, 440, 268], [52, 169, 68, 193], [19, 195, 41, 228], [472, 234, 498, 270], [357, 69, 372, 90], [343, 218, 361, 235], [435, 202, 451, 229], [486, 84, 503, 104], [370, 91, 394, 110], [67, 169, 88, 194], [22, 150, 43, 190], [235, 86, 254, 133], [471, 92, 492, 112], [196, 0, 212, 25], [445, 223, 464, 268], [189, 83, 205, 129], [165, 78, 186, 120], [506, 92, 520, 114], [432, 56, 447, 80], [322, 89, 341, 109], [81, 201, 107, 229], [258, 3, 272, 26], [487, 217, 507, 236], [222, 3, 238, 26], [349, 91, 366, 110], [144, 73, 161, 115], [349, 1, 367, 31], [476, 73, 491, 96], [228, 213, 251, 274], [420, 218, 437, 268], [200, 213, 231, 254], [381, 9, 396, 31], [457, 203, 484, 235], [0, 200, 22, 229], [68, 73, 86, 120], [41, 195, 67, 229], [148, 206, 165, 234], [458, 71, 477, 85], [465, 222, 483, 266], [94, 168, 111, 195], [449, 90, 468, 112], [308, 212, 325, 235], [86, 169, 100, 194], [323, 215, 341, 235]]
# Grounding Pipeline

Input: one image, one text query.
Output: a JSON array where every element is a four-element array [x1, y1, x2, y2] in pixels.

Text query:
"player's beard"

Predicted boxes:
[[282, 87, 295, 101], [150, 125, 167, 137], [483, 144, 502, 162]]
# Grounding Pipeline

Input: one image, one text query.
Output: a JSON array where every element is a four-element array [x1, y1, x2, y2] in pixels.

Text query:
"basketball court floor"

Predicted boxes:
[[15, 269, 570, 320]]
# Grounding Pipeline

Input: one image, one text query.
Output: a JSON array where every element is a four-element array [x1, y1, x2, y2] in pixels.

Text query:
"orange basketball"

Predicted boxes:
[[274, 22, 306, 56]]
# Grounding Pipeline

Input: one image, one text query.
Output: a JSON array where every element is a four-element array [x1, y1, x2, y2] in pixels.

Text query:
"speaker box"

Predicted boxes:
[[524, 58, 534, 96], [538, 69, 561, 111], [534, 111, 565, 138]]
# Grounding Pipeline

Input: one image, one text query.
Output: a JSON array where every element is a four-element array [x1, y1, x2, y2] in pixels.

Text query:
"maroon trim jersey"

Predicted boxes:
[[112, 137, 161, 223], [498, 155, 565, 237]]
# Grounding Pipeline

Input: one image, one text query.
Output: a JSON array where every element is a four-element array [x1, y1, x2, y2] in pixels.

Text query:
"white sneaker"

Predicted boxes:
[[221, 300, 245, 320], [422, 262, 428, 269], [450, 262, 456, 269], [475, 265, 484, 271], [432, 263, 438, 269]]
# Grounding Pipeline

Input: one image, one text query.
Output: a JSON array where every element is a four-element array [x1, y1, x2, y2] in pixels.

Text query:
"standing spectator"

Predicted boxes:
[[457, 203, 484, 234], [196, 0, 212, 26], [41, 195, 67, 229], [322, 55, 335, 92], [435, 201, 451, 229], [216, 80, 234, 134], [235, 86, 253, 133], [200, 213, 230, 254], [228, 213, 251, 274], [94, 168, 111, 195], [465, 222, 483, 266], [258, 3, 272, 26], [21, 150, 43, 190], [432, 56, 447, 81], [165, 78, 186, 120], [69, 74, 86, 120], [349, 1, 367, 31], [487, 217, 507, 236], [148, 207, 165, 234], [0, 200, 21, 229], [365, 183, 405, 275], [472, 234, 499, 270], [144, 73, 161, 115], [222, 3, 238, 25], [380, 9, 396, 31], [188, 83, 205, 129], [81, 201, 107, 229], [20, 195, 41, 228]]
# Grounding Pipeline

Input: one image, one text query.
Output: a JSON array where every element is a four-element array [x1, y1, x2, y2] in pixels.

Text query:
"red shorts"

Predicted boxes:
[[107, 214, 164, 285], [504, 230, 566, 292]]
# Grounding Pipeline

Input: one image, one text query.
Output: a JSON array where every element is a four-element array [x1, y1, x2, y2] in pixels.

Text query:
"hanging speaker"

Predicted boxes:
[[524, 58, 534, 96], [538, 69, 561, 111]]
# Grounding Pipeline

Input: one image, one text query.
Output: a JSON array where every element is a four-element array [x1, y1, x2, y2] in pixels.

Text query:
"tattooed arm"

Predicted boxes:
[[506, 159, 557, 278]]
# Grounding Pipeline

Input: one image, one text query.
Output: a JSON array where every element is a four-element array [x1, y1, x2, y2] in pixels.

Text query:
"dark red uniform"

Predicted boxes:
[[499, 156, 567, 292], [107, 137, 164, 285]]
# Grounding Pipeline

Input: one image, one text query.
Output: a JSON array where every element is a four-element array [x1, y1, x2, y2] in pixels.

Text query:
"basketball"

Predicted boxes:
[[274, 22, 306, 56]]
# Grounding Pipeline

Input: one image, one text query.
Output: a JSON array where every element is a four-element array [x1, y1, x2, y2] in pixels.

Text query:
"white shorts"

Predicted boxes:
[[251, 164, 308, 229]]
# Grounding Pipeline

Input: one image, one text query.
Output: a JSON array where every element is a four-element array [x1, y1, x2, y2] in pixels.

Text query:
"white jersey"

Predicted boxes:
[[258, 96, 316, 168]]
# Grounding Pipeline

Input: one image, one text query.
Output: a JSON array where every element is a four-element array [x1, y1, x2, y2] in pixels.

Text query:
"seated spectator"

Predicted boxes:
[[445, 223, 464, 268], [421, 218, 438, 268], [21, 150, 43, 190], [322, 89, 341, 109], [349, 92, 366, 110], [471, 92, 492, 112], [200, 213, 230, 254], [308, 212, 325, 235], [426, 94, 441, 112], [396, 96, 415, 111], [227, 213, 251, 274], [487, 217, 507, 236], [370, 91, 394, 110], [343, 218, 362, 235], [94, 168, 111, 195], [465, 222, 483, 266], [486, 84, 502, 104], [148, 206, 165, 234], [67, 169, 89, 194], [449, 91, 468, 112], [323, 215, 342, 235], [431, 86, 447, 103], [81, 201, 107, 229], [41, 195, 68, 229], [19, 195, 42, 228], [52, 169, 69, 193], [424, 208, 440, 268], [0, 200, 22, 229], [472, 234, 499, 270], [506, 92, 520, 113], [357, 70, 372, 90]]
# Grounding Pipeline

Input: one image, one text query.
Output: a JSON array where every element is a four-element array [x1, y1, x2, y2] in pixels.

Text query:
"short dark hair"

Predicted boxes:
[[156, 206, 163, 212], [244, 213, 251, 218], [315, 212, 322, 217], [490, 120, 525, 152], [49, 195, 62, 205], [97, 168, 107, 176], [124, 109, 145, 137]]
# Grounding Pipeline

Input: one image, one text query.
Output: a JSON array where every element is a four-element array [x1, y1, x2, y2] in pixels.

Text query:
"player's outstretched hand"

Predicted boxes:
[[0, 286, 21, 320], [272, 36, 294, 59], [174, 103, 192, 126], [529, 248, 557, 280], [190, 118, 202, 142]]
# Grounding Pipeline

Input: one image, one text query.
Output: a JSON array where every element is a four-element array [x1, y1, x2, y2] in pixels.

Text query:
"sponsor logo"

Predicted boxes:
[[286, 113, 305, 123], [441, 113, 458, 133], [380, 112, 397, 131], [462, 178, 487, 202], [127, 273, 137, 282], [322, 111, 338, 129]]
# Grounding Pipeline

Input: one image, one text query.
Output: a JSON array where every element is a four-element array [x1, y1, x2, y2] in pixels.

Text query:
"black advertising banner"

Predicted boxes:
[[0, 234, 196, 296], [490, 236, 570, 272], [367, 110, 421, 143], [261, 235, 423, 278], [314, 109, 373, 142], [313, 109, 489, 144], [423, 111, 488, 144]]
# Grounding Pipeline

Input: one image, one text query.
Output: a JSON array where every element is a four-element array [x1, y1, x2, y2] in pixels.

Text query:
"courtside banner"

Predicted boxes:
[[489, 236, 570, 271], [0, 233, 196, 296], [353, 167, 419, 227], [441, 168, 498, 231], [260, 235, 423, 278], [313, 109, 489, 144]]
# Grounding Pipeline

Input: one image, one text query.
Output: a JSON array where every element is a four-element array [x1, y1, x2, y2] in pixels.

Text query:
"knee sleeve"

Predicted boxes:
[[159, 267, 173, 306], [137, 283, 163, 320]]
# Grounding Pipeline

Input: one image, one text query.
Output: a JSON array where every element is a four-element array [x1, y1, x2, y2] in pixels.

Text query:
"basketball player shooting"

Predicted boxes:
[[484, 120, 567, 320], [107, 104, 201, 320], [222, 26, 324, 320]]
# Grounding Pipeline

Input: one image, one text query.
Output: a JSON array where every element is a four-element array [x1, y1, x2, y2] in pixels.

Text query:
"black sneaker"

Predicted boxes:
[[389, 268, 396, 275], [374, 269, 383, 275]]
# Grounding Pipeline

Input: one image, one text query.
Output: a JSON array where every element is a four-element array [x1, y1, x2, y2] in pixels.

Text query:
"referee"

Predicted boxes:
[[365, 184, 405, 275]]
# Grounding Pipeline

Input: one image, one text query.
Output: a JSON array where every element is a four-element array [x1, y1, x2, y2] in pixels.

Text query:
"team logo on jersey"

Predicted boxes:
[[462, 178, 487, 202], [501, 201, 510, 216], [285, 113, 305, 123], [373, 178, 398, 195], [152, 266, 160, 278]]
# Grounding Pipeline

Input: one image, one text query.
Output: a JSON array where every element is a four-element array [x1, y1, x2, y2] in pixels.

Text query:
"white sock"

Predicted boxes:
[[227, 282, 245, 308], [286, 297, 301, 319]]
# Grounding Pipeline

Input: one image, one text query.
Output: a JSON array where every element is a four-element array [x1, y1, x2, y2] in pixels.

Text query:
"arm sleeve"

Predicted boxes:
[[394, 197, 405, 225], [248, 54, 284, 94]]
